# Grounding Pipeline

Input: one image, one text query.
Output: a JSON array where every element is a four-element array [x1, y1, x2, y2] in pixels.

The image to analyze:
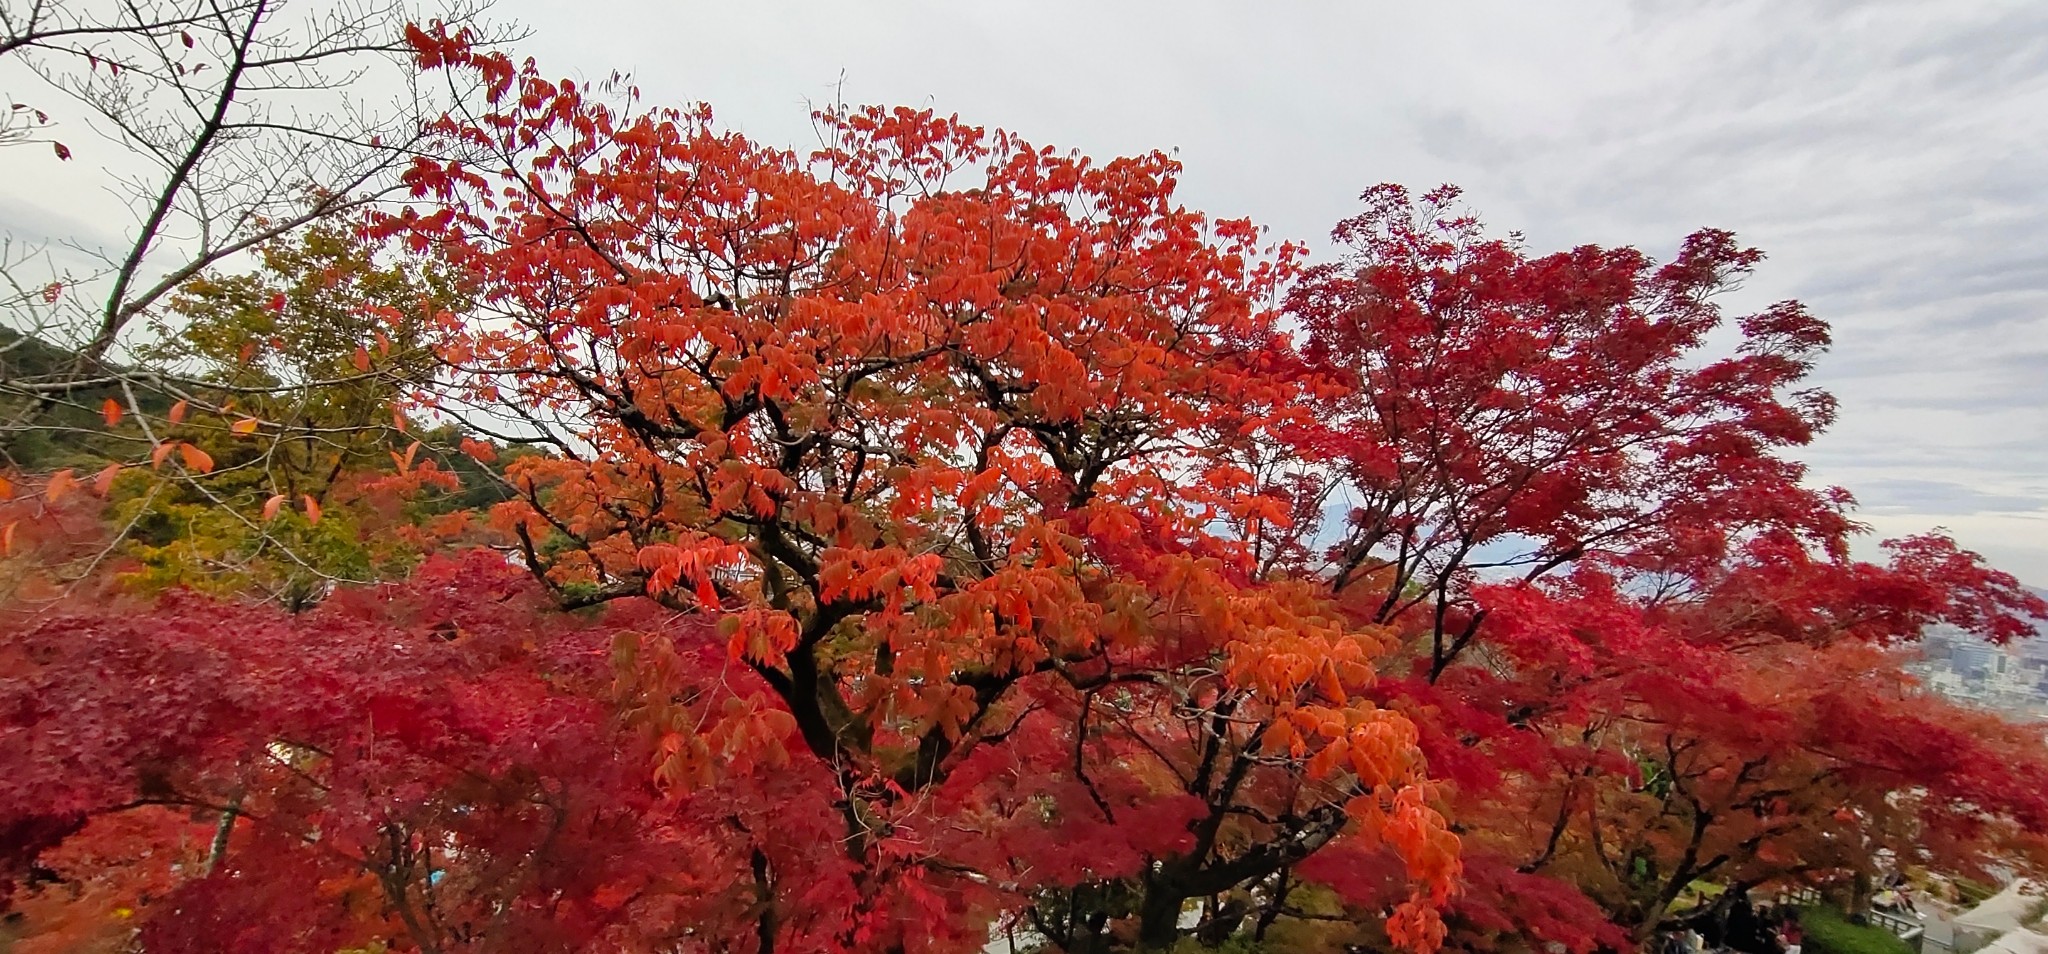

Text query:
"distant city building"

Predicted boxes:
[[1908, 619, 2048, 723]]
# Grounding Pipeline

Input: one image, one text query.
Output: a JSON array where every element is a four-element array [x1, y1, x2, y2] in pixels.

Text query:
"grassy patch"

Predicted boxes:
[[1799, 906, 1914, 954]]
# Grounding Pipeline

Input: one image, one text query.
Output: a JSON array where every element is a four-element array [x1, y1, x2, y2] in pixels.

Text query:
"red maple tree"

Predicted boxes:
[[4, 28, 2046, 954]]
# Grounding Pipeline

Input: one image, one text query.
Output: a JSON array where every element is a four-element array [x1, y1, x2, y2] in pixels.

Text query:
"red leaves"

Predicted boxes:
[[0, 554, 699, 951]]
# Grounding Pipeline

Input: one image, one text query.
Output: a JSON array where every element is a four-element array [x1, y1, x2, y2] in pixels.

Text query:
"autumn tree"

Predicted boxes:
[[0, 219, 510, 608], [0, 0, 515, 599], [381, 33, 1460, 953], [105, 220, 493, 604], [1265, 184, 2048, 946], [7, 29, 2048, 954]]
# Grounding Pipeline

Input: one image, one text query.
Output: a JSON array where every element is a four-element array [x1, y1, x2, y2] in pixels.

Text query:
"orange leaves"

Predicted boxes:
[[816, 546, 942, 611], [635, 539, 745, 608], [302, 494, 322, 525], [178, 444, 214, 473], [724, 608, 800, 665], [44, 468, 77, 502], [363, 66, 1472, 951], [352, 344, 372, 373], [705, 459, 788, 520], [101, 398, 124, 427], [167, 400, 188, 425], [389, 440, 422, 475], [262, 494, 287, 521], [230, 417, 261, 436], [458, 437, 497, 463]]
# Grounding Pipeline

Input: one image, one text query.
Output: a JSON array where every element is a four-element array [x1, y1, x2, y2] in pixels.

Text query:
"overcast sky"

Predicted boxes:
[[7, 1, 2044, 583], [481, 0, 2048, 582]]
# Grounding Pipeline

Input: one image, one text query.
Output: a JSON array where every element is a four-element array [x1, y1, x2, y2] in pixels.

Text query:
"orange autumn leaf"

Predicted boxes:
[[167, 400, 189, 425], [92, 463, 122, 496], [353, 344, 372, 372], [302, 494, 322, 525], [230, 417, 261, 436], [45, 468, 76, 502], [390, 440, 421, 475], [102, 398, 124, 427], [262, 494, 287, 521], [150, 441, 178, 470], [178, 443, 214, 473]]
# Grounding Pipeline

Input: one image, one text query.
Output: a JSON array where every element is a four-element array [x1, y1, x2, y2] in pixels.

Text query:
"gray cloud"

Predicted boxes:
[[138, 0, 2048, 582], [1854, 478, 2048, 516]]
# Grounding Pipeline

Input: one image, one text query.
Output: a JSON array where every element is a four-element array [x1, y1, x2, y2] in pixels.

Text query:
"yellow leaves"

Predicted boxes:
[[102, 397, 124, 427]]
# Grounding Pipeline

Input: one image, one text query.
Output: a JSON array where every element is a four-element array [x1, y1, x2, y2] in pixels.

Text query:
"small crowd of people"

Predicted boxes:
[[1659, 898, 1804, 954], [1660, 876, 1925, 954]]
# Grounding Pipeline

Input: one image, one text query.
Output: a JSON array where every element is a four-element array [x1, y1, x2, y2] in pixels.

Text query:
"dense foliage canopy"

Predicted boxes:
[[2, 17, 2045, 954]]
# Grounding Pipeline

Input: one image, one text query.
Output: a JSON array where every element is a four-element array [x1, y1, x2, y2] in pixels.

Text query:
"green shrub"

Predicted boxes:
[[1798, 906, 1914, 954]]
